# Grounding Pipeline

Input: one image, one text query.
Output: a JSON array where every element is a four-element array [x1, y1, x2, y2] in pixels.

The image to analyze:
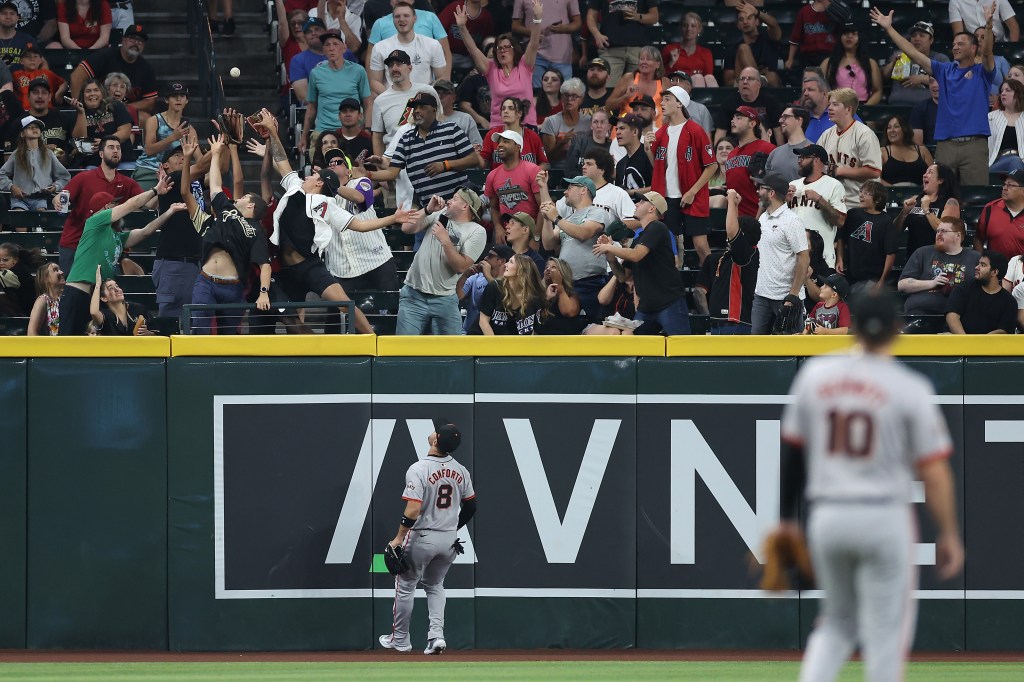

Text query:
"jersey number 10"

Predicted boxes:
[[827, 409, 875, 458]]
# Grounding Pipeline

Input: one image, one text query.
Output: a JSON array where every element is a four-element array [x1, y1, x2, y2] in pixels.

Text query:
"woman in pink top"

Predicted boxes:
[[822, 24, 882, 105], [456, 0, 543, 128]]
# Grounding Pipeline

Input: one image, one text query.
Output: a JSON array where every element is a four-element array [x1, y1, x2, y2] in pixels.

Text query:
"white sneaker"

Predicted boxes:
[[424, 637, 447, 655], [379, 634, 412, 652]]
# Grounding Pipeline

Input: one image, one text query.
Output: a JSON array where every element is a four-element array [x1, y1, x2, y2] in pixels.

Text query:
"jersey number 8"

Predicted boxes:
[[436, 484, 453, 508]]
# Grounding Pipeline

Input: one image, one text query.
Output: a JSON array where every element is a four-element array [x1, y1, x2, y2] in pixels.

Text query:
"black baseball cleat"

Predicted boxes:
[[424, 638, 447, 655]]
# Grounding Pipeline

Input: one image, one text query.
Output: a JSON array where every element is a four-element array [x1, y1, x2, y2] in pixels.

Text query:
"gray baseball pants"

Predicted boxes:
[[389, 529, 458, 648]]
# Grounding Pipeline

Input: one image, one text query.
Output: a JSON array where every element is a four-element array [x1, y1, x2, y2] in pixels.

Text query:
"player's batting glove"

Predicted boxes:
[[383, 543, 410, 575], [451, 538, 465, 556]]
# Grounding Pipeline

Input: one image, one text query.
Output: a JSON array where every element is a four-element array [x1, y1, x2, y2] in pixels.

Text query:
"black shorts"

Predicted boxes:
[[279, 258, 338, 301], [337, 257, 399, 292], [57, 285, 92, 335], [665, 197, 710, 237]]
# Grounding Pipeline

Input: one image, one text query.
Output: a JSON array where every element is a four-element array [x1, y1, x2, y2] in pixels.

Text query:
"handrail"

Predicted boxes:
[[181, 301, 357, 334], [186, 0, 225, 118]]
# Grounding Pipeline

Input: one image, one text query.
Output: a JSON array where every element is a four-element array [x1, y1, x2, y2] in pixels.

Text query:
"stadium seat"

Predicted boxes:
[[961, 185, 1001, 208], [0, 317, 29, 336]]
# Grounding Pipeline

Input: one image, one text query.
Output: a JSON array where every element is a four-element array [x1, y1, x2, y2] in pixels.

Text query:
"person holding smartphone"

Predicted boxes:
[[133, 82, 190, 190]]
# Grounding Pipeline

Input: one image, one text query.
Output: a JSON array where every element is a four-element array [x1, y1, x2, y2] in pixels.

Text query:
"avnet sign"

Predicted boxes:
[[213, 393, 1021, 600]]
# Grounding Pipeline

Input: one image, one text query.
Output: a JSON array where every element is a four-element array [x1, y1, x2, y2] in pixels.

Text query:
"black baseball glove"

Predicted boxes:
[[383, 543, 409, 575], [773, 296, 803, 335], [451, 538, 465, 556]]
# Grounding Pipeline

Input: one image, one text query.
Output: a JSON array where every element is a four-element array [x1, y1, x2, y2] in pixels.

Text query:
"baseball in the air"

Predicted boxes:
[[229, 67, 241, 77]]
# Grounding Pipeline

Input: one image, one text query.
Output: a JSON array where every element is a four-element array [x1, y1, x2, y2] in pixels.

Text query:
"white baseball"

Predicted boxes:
[[229, 67, 241, 77]]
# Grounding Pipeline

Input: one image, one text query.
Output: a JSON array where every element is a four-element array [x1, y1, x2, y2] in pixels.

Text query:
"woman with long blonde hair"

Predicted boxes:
[[478, 254, 548, 335], [606, 46, 671, 127]]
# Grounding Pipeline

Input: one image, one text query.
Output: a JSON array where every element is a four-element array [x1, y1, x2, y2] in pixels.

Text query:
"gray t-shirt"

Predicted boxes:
[[557, 204, 607, 280], [371, 85, 440, 146], [541, 113, 592, 173], [899, 245, 980, 315], [766, 139, 811, 183], [405, 212, 487, 296], [446, 110, 483, 147]]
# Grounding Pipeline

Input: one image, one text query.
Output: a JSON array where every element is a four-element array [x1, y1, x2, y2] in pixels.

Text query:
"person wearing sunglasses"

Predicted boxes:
[[821, 22, 882, 105]]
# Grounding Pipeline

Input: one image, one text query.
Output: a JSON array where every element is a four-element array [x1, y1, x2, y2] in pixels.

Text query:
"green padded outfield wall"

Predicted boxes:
[[0, 360, 26, 648]]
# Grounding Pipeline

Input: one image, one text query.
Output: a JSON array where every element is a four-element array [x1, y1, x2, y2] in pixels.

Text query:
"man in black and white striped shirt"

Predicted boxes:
[[365, 92, 481, 210]]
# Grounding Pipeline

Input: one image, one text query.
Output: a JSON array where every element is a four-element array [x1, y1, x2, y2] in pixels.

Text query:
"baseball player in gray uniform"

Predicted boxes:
[[776, 290, 964, 682], [379, 419, 477, 655]]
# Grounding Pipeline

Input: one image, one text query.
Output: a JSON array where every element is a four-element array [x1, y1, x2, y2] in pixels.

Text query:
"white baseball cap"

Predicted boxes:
[[665, 86, 691, 108], [490, 129, 524, 147]]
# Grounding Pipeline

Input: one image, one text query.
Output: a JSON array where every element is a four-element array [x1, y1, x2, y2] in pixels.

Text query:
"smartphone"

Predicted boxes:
[[246, 113, 270, 138]]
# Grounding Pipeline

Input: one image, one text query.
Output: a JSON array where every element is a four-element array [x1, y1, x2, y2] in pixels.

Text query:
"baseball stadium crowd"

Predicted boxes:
[[1, 0, 1024, 335]]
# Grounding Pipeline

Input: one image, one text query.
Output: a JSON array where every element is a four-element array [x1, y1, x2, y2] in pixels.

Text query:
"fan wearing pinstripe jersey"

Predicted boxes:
[[775, 291, 963, 682]]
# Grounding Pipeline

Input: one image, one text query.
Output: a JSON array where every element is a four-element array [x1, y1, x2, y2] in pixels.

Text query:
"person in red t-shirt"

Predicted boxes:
[[439, 0, 494, 72], [661, 12, 719, 88], [975, 172, 1024, 258], [725, 106, 777, 217], [12, 46, 67, 109], [785, 0, 836, 71], [485, 129, 542, 241], [480, 96, 548, 169], [650, 86, 716, 266], [804, 273, 852, 334], [52, 0, 112, 50]]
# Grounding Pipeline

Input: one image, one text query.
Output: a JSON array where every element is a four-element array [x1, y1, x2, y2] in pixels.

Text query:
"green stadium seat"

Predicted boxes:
[[961, 185, 1000, 208]]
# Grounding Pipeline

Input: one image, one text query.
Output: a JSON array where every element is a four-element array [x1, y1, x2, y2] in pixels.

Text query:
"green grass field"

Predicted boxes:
[[0, 662, 1020, 681]]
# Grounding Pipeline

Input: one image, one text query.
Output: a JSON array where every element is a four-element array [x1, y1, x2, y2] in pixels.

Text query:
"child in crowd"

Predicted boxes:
[[804, 273, 852, 335]]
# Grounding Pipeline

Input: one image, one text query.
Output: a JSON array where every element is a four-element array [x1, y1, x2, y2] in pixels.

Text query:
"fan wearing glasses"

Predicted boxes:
[[821, 22, 883, 105]]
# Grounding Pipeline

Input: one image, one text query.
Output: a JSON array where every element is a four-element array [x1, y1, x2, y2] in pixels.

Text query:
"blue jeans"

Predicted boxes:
[[711, 321, 752, 335], [533, 56, 573, 89], [635, 297, 691, 335], [990, 154, 1024, 174], [152, 258, 199, 318], [751, 294, 804, 335], [574, 274, 609, 325], [190, 273, 245, 334], [396, 285, 463, 335]]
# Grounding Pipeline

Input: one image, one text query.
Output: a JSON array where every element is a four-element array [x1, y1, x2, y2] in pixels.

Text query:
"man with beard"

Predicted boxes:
[[786, 144, 846, 268], [946, 250, 1017, 334], [371, 49, 440, 157], [714, 66, 783, 145], [751, 172, 809, 334], [6, 77, 70, 159], [724, 106, 776, 218], [72, 25, 157, 114], [485, 129, 541, 243], [56, 135, 154, 274], [58, 173, 174, 335], [581, 57, 612, 117], [803, 70, 842, 144], [614, 113, 652, 199], [766, 106, 810, 182], [899, 216, 981, 317], [0, 2, 36, 66], [609, 94, 657, 163]]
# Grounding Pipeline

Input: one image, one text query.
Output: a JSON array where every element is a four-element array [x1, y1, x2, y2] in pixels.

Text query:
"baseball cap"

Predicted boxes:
[[491, 129, 523, 147], [734, 106, 761, 124], [629, 95, 656, 110], [319, 31, 344, 45], [123, 24, 148, 40], [909, 21, 934, 37], [754, 172, 790, 196], [20, 115, 43, 130], [1003, 168, 1024, 185], [668, 70, 692, 83], [317, 168, 342, 195], [432, 420, 462, 454], [338, 97, 361, 111], [0, 2, 19, 13], [665, 85, 690, 108], [604, 218, 634, 243], [486, 244, 515, 260], [88, 192, 115, 216], [565, 175, 597, 198], [617, 113, 644, 130], [588, 57, 610, 71], [302, 17, 326, 31], [28, 76, 50, 92], [638, 190, 668, 216], [384, 49, 411, 65], [324, 148, 351, 167], [502, 211, 536, 233], [432, 78, 456, 93], [164, 82, 189, 97], [455, 186, 484, 221], [161, 146, 183, 163], [849, 289, 901, 344], [794, 144, 829, 164], [824, 273, 851, 300], [407, 92, 438, 108]]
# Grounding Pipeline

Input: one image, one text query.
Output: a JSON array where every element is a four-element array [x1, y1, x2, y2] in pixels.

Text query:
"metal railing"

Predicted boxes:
[[181, 301, 357, 335], [187, 0, 225, 117]]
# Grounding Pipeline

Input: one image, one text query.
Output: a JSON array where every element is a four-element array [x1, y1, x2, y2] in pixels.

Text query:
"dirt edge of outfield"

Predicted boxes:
[[0, 649, 1021, 663]]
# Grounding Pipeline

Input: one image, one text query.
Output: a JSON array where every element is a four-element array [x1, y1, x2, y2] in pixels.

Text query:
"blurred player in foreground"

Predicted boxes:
[[775, 289, 964, 681]]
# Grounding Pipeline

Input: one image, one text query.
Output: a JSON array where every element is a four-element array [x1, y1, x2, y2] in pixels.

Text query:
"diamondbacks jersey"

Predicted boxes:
[[401, 455, 476, 531], [817, 120, 882, 210], [781, 352, 953, 504]]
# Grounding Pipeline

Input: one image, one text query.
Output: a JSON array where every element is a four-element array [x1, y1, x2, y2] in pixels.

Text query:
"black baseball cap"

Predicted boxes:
[[629, 95, 656, 110], [754, 172, 790, 196], [161, 146, 183, 163], [668, 70, 692, 83], [794, 144, 828, 164], [1003, 168, 1024, 185], [849, 289, 901, 344], [0, 2, 18, 12], [407, 92, 438, 108], [431, 418, 462, 454], [28, 76, 50, 92], [302, 17, 326, 31], [319, 31, 344, 45], [317, 168, 342, 195], [384, 49, 411, 66], [164, 82, 189, 97], [324, 148, 350, 168], [824, 273, 851, 300], [123, 24, 148, 40], [338, 97, 361, 111], [486, 244, 514, 260]]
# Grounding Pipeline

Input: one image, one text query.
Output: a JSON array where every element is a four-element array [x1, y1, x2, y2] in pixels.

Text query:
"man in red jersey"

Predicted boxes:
[[724, 106, 776, 218]]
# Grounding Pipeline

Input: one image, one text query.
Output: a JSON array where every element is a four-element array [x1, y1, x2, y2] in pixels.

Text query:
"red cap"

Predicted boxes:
[[89, 192, 115, 216], [734, 106, 762, 124]]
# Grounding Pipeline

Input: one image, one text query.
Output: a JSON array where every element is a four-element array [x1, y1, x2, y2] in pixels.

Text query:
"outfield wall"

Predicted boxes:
[[1, 336, 1023, 651]]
